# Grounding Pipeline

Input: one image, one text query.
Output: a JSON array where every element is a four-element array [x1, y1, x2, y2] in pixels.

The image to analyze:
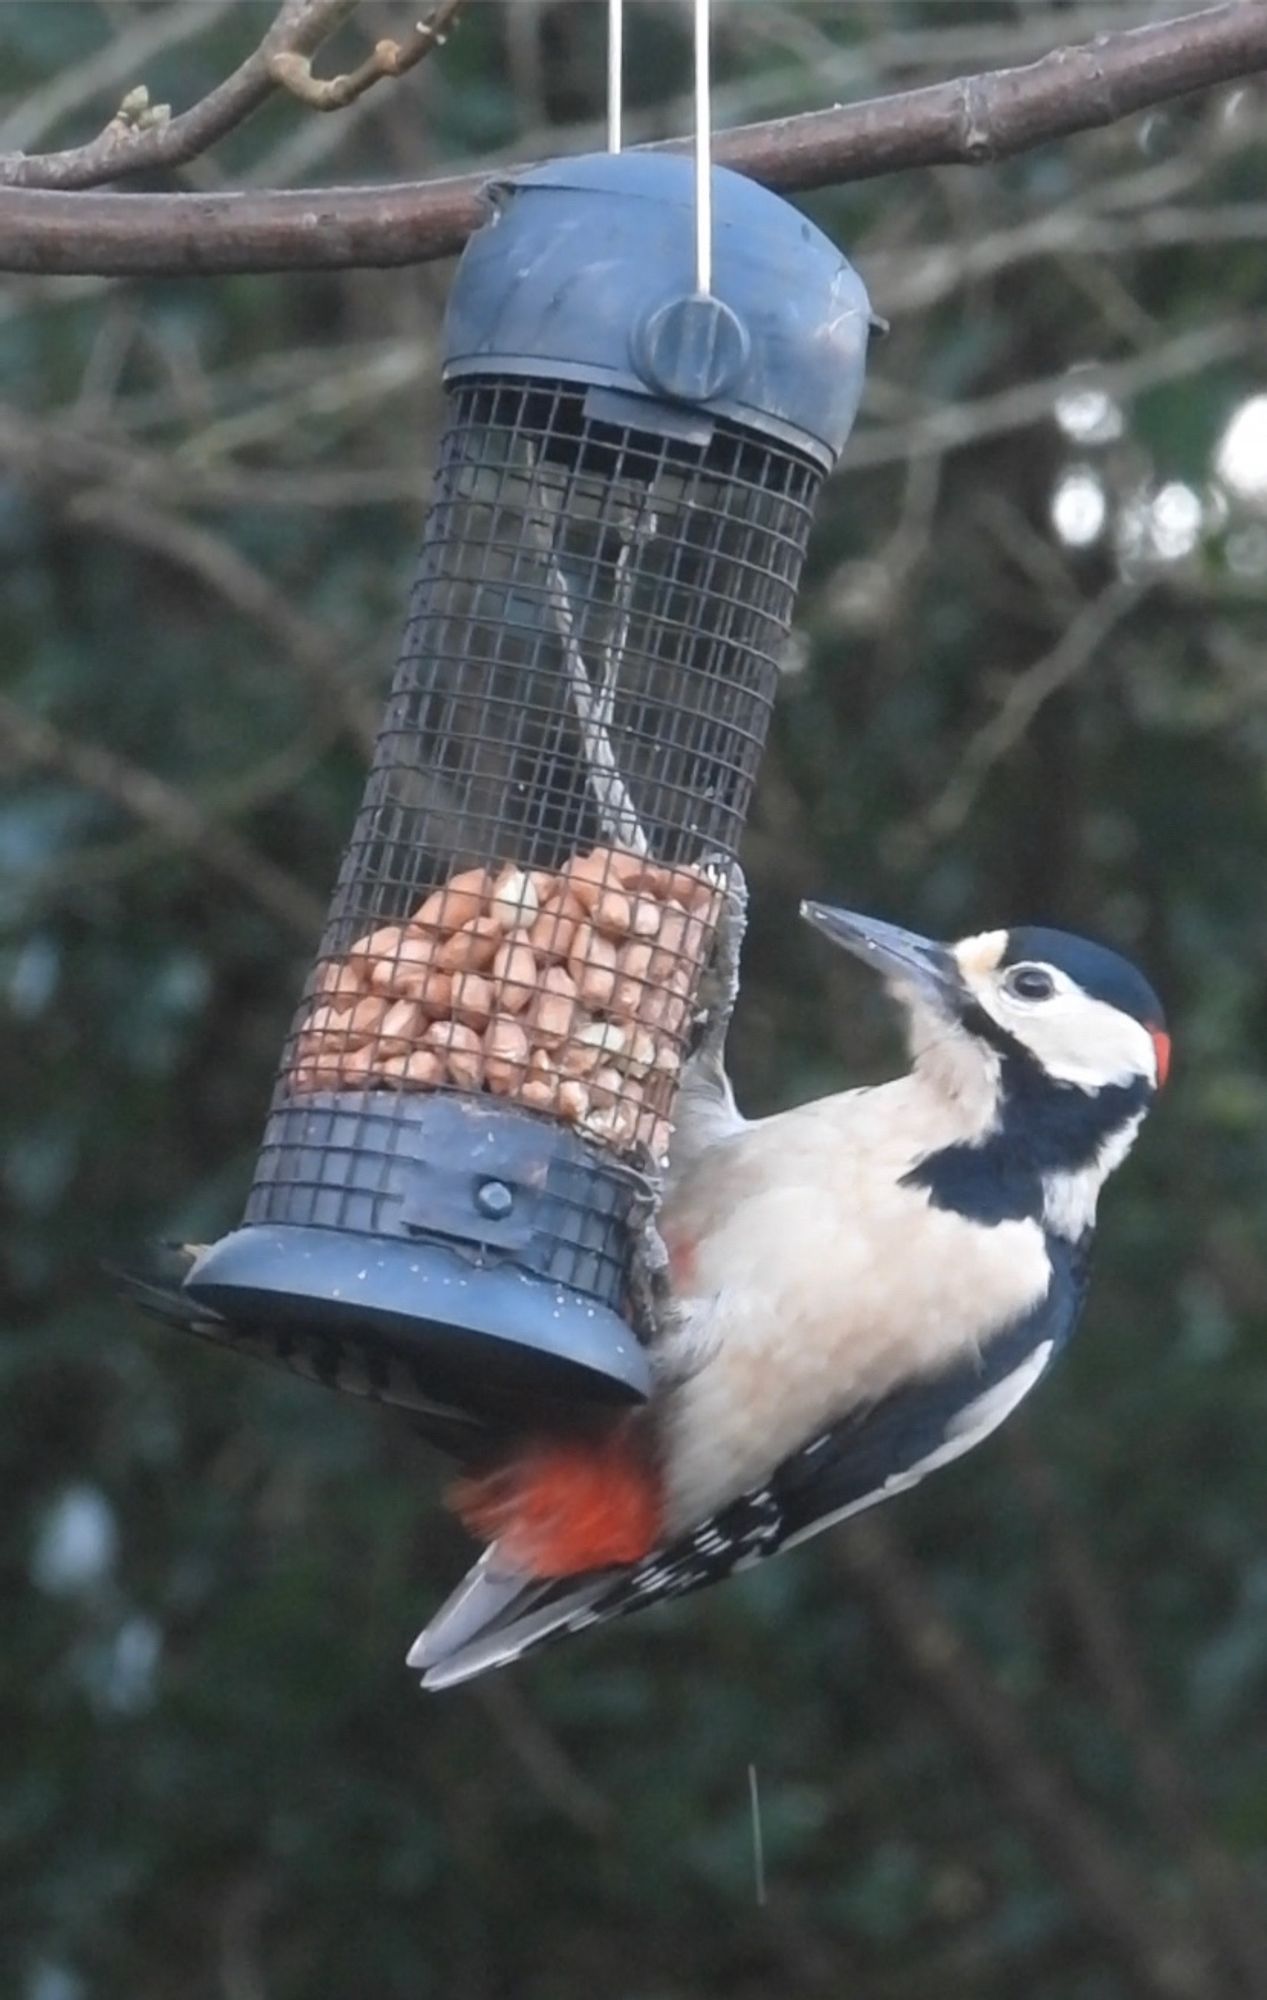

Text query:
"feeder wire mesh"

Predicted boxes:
[[245, 377, 821, 1318]]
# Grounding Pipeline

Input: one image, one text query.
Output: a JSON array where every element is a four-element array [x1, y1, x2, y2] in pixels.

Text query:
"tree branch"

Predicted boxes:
[[0, 0, 241, 156], [268, 0, 467, 111], [0, 694, 325, 939], [833, 1518, 1221, 2000], [1008, 1432, 1267, 1996], [0, 0, 360, 193], [64, 490, 380, 760], [917, 577, 1153, 848], [0, 2, 1264, 275]]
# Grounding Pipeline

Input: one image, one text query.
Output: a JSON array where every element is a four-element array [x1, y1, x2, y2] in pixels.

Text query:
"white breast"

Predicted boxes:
[[658, 1078, 1051, 1531]]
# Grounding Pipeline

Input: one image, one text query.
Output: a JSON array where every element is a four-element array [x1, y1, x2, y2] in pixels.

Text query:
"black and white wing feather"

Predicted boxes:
[[411, 1248, 1084, 1690]]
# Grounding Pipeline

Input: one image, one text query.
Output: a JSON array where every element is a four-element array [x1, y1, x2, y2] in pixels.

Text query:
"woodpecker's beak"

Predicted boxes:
[[800, 904, 962, 1012]]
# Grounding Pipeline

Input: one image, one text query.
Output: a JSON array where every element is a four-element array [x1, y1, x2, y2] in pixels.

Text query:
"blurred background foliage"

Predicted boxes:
[[3, 4, 1267, 1997]]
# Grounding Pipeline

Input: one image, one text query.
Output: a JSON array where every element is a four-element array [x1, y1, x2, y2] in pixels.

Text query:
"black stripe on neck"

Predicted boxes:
[[905, 1020, 1150, 1226]]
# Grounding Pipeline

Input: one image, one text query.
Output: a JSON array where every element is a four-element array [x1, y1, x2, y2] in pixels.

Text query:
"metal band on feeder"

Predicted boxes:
[[172, 85, 872, 1425]]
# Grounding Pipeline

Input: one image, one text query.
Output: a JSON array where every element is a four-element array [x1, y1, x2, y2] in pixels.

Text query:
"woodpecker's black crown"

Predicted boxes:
[[1002, 928, 1165, 1032]]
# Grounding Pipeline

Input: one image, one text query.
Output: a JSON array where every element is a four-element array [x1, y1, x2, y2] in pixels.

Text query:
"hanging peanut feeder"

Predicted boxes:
[[171, 149, 871, 1425]]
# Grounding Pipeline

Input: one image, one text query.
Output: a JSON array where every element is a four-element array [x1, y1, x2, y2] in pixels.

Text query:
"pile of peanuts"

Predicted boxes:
[[288, 846, 720, 1158]]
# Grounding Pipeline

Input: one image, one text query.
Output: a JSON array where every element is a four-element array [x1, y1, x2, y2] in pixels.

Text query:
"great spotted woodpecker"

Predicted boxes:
[[409, 892, 1167, 1689]]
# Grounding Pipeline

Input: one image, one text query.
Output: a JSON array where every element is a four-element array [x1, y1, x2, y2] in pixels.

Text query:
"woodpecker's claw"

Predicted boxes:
[[626, 1209, 681, 1353]]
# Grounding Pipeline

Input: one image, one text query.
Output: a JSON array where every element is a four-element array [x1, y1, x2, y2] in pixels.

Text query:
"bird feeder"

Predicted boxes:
[[177, 152, 872, 1427]]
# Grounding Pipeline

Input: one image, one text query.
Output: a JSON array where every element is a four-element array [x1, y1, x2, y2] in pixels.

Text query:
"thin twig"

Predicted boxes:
[[1009, 1431, 1267, 1996], [269, 0, 468, 111], [872, 203, 1267, 316], [23, 719, 337, 900], [2, 2, 1265, 271], [849, 318, 1256, 473], [65, 490, 380, 760], [0, 695, 325, 940], [919, 577, 1152, 846], [0, 0, 360, 192], [834, 1518, 1218, 2000], [0, 0, 241, 155], [474, 1678, 614, 1840]]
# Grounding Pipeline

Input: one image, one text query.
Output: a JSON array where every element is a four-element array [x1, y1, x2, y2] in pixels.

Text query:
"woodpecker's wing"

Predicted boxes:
[[410, 1269, 1079, 1690], [116, 1254, 486, 1458]]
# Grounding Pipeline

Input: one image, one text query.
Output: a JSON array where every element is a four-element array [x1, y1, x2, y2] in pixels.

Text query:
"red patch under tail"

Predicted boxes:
[[448, 1424, 663, 1579]]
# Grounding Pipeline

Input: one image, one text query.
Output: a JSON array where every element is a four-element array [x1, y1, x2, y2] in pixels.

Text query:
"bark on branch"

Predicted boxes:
[[0, 2, 1264, 277]]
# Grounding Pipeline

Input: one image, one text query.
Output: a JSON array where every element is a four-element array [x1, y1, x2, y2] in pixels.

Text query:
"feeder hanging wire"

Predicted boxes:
[[694, 0, 713, 296], [558, 0, 716, 857], [607, 0, 623, 154]]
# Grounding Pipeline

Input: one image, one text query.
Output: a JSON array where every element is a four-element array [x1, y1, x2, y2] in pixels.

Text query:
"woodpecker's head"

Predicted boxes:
[[802, 904, 1166, 1221]]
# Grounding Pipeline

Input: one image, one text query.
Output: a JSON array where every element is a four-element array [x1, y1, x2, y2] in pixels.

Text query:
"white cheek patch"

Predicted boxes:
[[1011, 993, 1154, 1088], [970, 976, 1155, 1090]]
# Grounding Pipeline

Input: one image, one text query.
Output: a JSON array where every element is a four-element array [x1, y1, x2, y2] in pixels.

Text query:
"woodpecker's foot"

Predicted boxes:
[[627, 1210, 683, 1353], [690, 858, 749, 1068]]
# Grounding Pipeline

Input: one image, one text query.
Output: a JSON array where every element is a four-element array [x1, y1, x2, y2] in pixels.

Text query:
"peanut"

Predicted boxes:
[[424, 1018, 482, 1088], [412, 867, 490, 933], [627, 894, 663, 940], [489, 865, 540, 934], [338, 1044, 378, 1084], [379, 998, 424, 1053], [369, 930, 438, 998], [592, 889, 633, 939], [594, 847, 646, 887], [650, 904, 701, 977], [520, 1072, 558, 1112], [378, 1049, 446, 1088], [303, 1004, 356, 1053], [612, 940, 654, 1018], [527, 893, 583, 964], [437, 915, 502, 972], [568, 924, 618, 1008], [527, 966, 581, 1051], [491, 939, 538, 1015], [484, 1016, 530, 1094], [348, 922, 402, 957], [578, 1020, 627, 1061], [582, 1101, 639, 1149], [659, 864, 718, 912], [313, 959, 364, 1009], [557, 1078, 590, 1123], [303, 993, 389, 1052], [618, 1025, 658, 1076], [588, 1065, 627, 1108], [417, 969, 454, 1015], [448, 970, 495, 1030]]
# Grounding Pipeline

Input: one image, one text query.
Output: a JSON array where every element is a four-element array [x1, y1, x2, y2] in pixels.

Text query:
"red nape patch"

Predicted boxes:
[[448, 1429, 663, 1578], [1151, 1027, 1171, 1088]]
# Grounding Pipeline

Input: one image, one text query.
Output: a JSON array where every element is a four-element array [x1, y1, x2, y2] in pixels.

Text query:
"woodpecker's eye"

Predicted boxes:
[[1004, 963, 1056, 1002]]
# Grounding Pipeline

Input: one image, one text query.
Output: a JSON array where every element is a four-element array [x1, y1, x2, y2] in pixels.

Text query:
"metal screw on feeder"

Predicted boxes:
[[161, 6, 874, 1430]]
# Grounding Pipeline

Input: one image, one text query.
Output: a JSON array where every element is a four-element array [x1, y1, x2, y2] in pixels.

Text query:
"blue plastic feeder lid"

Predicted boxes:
[[443, 151, 873, 470]]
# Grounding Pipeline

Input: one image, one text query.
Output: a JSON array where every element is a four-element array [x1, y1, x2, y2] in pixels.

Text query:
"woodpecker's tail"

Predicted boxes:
[[406, 1547, 617, 1690]]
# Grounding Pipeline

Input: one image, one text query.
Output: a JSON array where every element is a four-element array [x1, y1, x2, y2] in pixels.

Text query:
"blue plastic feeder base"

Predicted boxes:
[[183, 1223, 651, 1422], [181, 1089, 654, 1426]]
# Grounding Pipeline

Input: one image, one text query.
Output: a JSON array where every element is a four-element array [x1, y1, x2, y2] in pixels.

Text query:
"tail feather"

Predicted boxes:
[[407, 1545, 616, 1691]]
